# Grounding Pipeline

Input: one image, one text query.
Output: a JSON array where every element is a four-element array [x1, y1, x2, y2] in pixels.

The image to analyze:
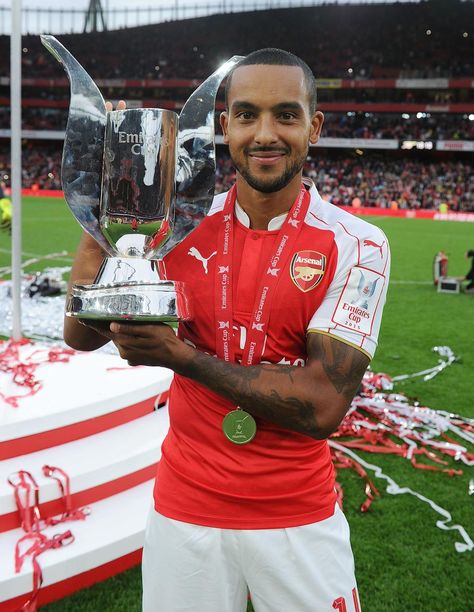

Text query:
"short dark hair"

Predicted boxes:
[[224, 48, 317, 114]]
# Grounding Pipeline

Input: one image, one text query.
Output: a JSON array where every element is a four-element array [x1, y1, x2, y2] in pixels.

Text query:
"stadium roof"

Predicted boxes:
[[1, 0, 471, 35]]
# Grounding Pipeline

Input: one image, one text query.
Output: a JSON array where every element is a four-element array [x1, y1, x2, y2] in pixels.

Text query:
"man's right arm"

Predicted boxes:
[[63, 232, 111, 351]]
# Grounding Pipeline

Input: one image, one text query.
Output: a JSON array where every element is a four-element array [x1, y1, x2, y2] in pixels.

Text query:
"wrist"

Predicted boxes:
[[165, 331, 197, 375]]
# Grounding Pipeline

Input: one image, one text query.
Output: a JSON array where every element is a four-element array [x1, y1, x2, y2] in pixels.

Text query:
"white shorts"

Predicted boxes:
[[142, 504, 361, 612]]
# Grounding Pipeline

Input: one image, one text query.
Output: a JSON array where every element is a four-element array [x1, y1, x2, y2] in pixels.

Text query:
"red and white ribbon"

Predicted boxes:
[[8, 465, 89, 610]]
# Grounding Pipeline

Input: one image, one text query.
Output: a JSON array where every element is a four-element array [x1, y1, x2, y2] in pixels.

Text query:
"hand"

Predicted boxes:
[[79, 318, 115, 337], [106, 321, 194, 370]]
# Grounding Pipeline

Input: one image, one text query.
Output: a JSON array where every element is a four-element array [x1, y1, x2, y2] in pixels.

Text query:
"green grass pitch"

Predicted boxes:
[[1, 197, 473, 611]]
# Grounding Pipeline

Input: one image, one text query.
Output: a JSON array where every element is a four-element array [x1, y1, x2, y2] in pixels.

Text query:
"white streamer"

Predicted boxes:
[[392, 346, 456, 382], [329, 440, 474, 553]]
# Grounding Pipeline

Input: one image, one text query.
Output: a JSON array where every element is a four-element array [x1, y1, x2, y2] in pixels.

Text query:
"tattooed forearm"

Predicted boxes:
[[179, 332, 369, 439], [183, 351, 321, 437]]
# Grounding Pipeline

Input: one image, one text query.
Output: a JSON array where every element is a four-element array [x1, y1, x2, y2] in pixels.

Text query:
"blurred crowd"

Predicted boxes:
[[215, 153, 473, 212], [0, 144, 62, 191], [2, 109, 473, 143], [3, 144, 470, 212], [0, 2, 472, 80], [0, 2, 472, 213], [301, 155, 473, 211], [321, 113, 474, 142]]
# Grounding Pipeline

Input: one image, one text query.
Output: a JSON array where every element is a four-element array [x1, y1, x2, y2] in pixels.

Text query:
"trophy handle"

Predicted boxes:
[[40, 35, 114, 255], [160, 55, 242, 257]]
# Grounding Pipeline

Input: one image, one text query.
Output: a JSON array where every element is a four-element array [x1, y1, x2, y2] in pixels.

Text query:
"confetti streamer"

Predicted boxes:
[[330, 440, 473, 554]]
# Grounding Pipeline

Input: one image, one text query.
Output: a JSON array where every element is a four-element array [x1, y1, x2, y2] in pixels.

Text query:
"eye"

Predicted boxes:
[[236, 111, 254, 121], [279, 112, 297, 122]]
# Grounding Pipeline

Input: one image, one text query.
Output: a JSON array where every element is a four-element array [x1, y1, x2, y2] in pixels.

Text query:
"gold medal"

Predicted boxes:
[[222, 408, 257, 445]]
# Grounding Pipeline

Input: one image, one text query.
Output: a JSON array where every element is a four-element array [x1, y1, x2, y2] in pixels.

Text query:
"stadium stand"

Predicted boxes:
[[3, 109, 473, 142], [0, 0, 473, 210], [1, 2, 472, 79]]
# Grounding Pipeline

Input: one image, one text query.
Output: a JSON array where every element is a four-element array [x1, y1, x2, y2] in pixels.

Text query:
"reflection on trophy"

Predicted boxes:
[[41, 35, 240, 322]]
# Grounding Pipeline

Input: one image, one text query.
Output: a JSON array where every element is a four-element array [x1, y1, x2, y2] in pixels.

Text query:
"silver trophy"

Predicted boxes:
[[41, 35, 240, 321]]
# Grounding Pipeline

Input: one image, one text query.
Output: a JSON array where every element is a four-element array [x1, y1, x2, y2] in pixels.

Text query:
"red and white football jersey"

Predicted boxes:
[[154, 180, 390, 529]]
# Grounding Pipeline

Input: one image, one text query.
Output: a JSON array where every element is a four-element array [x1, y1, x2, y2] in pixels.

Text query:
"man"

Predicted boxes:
[[65, 49, 390, 612], [464, 249, 474, 293], [0, 193, 12, 235]]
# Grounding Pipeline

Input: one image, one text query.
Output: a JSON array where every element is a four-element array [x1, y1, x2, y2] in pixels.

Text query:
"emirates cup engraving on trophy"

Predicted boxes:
[[40, 35, 241, 322]]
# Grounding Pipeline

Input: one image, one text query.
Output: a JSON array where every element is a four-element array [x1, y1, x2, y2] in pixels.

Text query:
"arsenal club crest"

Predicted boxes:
[[290, 250, 326, 292]]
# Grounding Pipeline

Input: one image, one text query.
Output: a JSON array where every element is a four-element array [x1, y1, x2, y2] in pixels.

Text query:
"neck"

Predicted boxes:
[[235, 174, 303, 230]]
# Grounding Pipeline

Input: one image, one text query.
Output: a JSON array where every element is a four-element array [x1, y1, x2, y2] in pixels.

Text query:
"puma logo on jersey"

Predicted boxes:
[[267, 267, 280, 277], [218, 321, 229, 329], [252, 322, 264, 331], [363, 239, 385, 259], [287, 218, 300, 228], [188, 247, 217, 274], [223, 214, 232, 222], [218, 266, 229, 274]]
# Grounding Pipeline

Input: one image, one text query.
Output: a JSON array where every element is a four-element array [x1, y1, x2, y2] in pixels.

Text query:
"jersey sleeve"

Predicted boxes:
[[307, 226, 390, 359]]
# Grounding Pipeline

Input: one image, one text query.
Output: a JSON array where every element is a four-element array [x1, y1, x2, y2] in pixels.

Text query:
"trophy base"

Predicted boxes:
[[66, 280, 191, 322]]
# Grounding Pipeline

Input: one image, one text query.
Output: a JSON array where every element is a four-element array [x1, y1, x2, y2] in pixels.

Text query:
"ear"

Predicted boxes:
[[220, 111, 229, 144], [309, 111, 324, 145]]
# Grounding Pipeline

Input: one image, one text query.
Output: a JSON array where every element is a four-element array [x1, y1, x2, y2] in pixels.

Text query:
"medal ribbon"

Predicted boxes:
[[214, 184, 310, 365]]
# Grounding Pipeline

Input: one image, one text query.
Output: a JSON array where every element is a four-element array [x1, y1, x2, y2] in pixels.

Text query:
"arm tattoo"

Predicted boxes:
[[181, 333, 368, 439], [307, 333, 369, 401], [185, 352, 320, 437]]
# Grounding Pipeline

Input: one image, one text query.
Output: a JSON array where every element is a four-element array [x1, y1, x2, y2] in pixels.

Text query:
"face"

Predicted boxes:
[[220, 64, 323, 194]]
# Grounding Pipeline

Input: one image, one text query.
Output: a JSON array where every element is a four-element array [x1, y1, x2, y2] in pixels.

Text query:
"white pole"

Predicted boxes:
[[11, 0, 22, 340]]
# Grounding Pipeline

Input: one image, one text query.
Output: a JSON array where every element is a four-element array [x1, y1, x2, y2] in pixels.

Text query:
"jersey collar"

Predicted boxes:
[[234, 178, 315, 230]]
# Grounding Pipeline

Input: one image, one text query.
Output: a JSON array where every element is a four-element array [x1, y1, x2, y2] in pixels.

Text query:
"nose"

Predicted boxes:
[[254, 114, 278, 146]]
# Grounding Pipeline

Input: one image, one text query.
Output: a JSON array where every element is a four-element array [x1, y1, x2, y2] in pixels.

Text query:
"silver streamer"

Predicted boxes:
[[0, 272, 117, 355], [352, 396, 474, 467], [392, 346, 457, 382]]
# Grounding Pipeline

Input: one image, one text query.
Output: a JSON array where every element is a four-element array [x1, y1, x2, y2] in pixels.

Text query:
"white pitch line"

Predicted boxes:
[[0, 247, 73, 260], [390, 280, 432, 285], [0, 247, 46, 257]]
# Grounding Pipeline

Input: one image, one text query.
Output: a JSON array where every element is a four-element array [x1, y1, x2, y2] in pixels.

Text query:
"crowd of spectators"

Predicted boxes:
[[0, 144, 62, 191], [0, 1, 472, 81], [215, 153, 473, 212], [300, 154, 473, 212], [2, 144, 471, 213], [321, 113, 474, 142], [1, 108, 473, 142], [214, 153, 474, 213], [0, 2, 472, 212]]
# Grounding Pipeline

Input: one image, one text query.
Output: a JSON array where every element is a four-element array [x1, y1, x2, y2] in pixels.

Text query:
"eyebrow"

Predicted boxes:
[[231, 101, 305, 113]]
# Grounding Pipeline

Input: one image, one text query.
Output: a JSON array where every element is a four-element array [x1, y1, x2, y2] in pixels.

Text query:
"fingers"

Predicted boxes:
[[105, 99, 127, 112], [81, 319, 115, 340], [109, 321, 171, 338]]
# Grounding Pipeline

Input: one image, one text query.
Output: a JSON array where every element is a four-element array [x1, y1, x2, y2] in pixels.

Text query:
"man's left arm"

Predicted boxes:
[[104, 322, 368, 440]]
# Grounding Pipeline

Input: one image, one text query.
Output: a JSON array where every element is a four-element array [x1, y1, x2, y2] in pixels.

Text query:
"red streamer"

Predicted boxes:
[[331, 369, 470, 513], [8, 465, 88, 611], [0, 339, 74, 407]]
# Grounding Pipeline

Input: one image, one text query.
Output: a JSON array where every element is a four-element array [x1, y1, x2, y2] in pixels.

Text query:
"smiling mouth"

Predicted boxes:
[[248, 150, 287, 165]]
